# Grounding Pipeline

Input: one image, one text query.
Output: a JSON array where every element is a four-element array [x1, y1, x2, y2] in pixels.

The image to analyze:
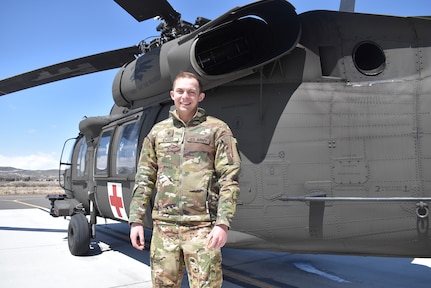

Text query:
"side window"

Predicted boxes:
[[76, 136, 87, 177], [116, 121, 140, 174], [96, 130, 112, 174]]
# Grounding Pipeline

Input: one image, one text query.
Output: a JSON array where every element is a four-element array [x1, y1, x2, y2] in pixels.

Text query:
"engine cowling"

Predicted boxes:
[[112, 0, 301, 107]]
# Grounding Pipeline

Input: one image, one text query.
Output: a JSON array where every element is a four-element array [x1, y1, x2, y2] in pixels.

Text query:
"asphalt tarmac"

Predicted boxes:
[[1, 194, 431, 288]]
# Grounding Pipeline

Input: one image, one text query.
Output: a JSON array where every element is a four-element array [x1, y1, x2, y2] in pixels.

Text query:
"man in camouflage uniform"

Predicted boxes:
[[129, 71, 241, 287]]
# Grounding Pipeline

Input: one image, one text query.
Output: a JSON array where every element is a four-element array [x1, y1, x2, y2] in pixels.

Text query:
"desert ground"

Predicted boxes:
[[0, 181, 64, 195]]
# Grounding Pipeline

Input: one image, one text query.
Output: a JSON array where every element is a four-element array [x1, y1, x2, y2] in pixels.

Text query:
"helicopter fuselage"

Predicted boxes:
[[50, 2, 431, 257]]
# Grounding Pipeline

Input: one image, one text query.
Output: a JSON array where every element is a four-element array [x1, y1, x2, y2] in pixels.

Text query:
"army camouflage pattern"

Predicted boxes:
[[151, 221, 222, 287], [129, 107, 240, 287], [129, 107, 241, 227]]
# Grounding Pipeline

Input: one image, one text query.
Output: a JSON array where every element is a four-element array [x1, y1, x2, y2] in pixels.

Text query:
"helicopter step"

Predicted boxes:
[[47, 194, 82, 217]]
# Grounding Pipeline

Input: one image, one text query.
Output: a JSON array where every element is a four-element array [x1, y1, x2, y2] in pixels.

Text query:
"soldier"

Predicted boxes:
[[129, 71, 241, 287]]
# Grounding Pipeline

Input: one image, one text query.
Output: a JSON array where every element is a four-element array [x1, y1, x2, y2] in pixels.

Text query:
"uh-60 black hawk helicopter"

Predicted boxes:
[[1, 0, 431, 258]]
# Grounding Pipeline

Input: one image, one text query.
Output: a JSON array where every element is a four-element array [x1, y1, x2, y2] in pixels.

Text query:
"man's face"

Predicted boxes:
[[170, 77, 205, 121]]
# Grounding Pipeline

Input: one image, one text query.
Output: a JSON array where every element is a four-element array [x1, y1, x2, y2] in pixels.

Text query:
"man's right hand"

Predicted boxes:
[[130, 222, 145, 250]]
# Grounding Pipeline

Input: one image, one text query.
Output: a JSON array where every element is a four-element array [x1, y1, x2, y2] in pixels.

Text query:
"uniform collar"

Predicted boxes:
[[170, 107, 207, 127]]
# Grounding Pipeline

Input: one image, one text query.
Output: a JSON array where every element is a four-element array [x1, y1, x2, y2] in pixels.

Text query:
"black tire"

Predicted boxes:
[[68, 213, 91, 256]]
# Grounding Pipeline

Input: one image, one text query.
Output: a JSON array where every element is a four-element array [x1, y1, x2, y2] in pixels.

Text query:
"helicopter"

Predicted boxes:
[[1, 0, 431, 258]]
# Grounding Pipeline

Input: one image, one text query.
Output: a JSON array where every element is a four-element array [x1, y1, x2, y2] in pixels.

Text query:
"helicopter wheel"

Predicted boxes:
[[68, 213, 91, 256]]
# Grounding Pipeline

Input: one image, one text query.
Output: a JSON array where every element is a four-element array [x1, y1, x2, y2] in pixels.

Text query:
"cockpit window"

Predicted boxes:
[[116, 121, 140, 175], [76, 136, 87, 177], [96, 130, 112, 174]]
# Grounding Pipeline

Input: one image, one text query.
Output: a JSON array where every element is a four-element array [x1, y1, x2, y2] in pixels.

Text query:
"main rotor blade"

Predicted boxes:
[[114, 0, 180, 27], [0, 45, 139, 96]]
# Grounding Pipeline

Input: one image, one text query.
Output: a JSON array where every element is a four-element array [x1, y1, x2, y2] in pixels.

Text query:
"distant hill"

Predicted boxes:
[[0, 167, 60, 181]]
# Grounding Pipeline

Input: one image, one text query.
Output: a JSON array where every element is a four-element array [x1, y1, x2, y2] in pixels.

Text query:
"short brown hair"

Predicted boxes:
[[172, 71, 203, 92]]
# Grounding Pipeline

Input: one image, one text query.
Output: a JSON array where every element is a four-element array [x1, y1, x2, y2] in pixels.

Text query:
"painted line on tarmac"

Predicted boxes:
[[13, 199, 50, 212], [412, 258, 431, 268]]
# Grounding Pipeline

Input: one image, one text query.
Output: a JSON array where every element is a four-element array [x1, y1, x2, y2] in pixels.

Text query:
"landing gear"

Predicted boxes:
[[68, 213, 91, 256]]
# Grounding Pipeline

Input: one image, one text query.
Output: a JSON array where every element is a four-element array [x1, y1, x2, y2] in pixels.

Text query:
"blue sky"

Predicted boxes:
[[0, 0, 430, 170]]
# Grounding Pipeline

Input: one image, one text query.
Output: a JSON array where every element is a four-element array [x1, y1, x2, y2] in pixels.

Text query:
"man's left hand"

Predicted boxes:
[[206, 224, 229, 249]]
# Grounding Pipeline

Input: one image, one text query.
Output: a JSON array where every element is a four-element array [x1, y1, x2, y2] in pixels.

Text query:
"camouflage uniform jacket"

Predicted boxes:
[[129, 107, 241, 228]]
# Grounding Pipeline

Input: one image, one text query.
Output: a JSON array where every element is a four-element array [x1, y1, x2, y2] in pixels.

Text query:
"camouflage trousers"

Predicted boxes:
[[150, 221, 223, 288]]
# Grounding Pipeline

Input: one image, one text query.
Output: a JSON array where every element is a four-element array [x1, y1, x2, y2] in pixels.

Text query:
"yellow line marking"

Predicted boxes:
[[13, 199, 49, 211]]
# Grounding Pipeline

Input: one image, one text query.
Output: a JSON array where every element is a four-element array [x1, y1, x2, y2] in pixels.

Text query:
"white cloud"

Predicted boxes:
[[0, 153, 59, 170]]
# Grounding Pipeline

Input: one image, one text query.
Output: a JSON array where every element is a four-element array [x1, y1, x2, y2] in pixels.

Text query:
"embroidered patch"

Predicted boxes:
[[187, 137, 210, 145]]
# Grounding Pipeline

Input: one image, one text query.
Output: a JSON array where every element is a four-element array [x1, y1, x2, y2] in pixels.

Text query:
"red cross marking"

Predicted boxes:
[[109, 184, 123, 218]]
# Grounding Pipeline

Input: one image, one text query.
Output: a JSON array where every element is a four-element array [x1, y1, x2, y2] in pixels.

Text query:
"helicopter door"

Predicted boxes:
[[59, 135, 86, 197], [93, 111, 146, 222], [60, 135, 92, 212]]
